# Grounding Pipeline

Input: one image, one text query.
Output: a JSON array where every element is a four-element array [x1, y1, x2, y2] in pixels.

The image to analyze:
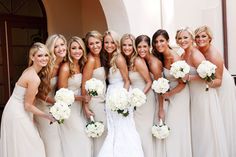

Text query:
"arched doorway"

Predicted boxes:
[[0, 0, 47, 119]]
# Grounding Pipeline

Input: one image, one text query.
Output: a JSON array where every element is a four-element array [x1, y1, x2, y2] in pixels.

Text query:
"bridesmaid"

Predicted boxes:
[[34, 34, 67, 157], [121, 33, 155, 157], [135, 34, 162, 118], [176, 27, 228, 157], [195, 25, 236, 157], [152, 29, 192, 157], [81, 30, 107, 157], [58, 36, 92, 157], [0, 42, 55, 157]]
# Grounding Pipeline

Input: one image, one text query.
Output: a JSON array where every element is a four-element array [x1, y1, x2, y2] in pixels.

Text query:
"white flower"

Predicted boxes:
[[152, 119, 170, 139], [50, 101, 71, 124], [152, 77, 170, 94], [128, 88, 146, 108], [85, 78, 104, 96], [170, 60, 190, 79], [107, 88, 130, 117], [85, 116, 104, 138], [54, 88, 75, 105], [196, 60, 217, 91]]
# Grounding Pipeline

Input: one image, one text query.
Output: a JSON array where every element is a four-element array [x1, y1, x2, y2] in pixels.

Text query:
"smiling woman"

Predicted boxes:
[[0, 42, 55, 157]]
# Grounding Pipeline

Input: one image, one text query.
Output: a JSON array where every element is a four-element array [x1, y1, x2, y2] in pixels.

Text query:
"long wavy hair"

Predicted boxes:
[[120, 33, 137, 70], [103, 30, 121, 74], [151, 29, 172, 65], [84, 30, 106, 67], [67, 36, 87, 76], [45, 34, 67, 71], [28, 42, 51, 97]]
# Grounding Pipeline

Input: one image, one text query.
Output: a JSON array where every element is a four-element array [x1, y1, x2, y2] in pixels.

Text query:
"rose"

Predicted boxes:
[[128, 88, 146, 109], [49, 101, 71, 124], [170, 60, 190, 79], [85, 78, 104, 96], [54, 88, 75, 105], [152, 119, 170, 139], [107, 88, 130, 117], [85, 116, 104, 138], [196, 60, 217, 91], [152, 77, 170, 94]]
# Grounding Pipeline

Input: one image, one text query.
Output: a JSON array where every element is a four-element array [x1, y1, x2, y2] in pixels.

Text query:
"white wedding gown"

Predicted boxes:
[[98, 69, 144, 157]]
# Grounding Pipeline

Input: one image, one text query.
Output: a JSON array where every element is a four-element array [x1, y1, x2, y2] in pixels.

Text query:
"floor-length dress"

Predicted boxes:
[[0, 84, 46, 157], [60, 73, 92, 157], [89, 67, 107, 157], [98, 68, 144, 157], [156, 68, 192, 157], [189, 66, 228, 157], [216, 66, 236, 157], [129, 71, 156, 157], [34, 77, 63, 157]]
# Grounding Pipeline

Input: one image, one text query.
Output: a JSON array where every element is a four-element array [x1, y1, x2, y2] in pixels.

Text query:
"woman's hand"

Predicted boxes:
[[161, 92, 171, 100], [83, 105, 94, 118], [83, 95, 91, 103]]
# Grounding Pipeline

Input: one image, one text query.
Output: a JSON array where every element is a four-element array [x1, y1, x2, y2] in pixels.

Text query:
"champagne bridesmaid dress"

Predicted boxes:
[[189, 66, 228, 157], [89, 67, 107, 157], [60, 73, 92, 157], [216, 66, 236, 157], [156, 68, 192, 157], [34, 77, 63, 157], [0, 84, 46, 157], [129, 71, 156, 157]]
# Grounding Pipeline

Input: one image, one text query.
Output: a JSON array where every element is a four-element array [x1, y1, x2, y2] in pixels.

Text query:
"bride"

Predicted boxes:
[[98, 30, 144, 157]]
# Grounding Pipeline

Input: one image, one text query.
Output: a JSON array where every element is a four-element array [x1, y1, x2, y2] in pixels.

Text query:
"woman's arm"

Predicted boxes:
[[24, 75, 55, 122], [116, 54, 130, 90], [135, 57, 152, 94], [81, 55, 95, 117]]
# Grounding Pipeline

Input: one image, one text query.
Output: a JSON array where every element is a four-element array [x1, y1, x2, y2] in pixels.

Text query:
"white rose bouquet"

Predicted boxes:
[[170, 60, 190, 81], [152, 119, 170, 139], [196, 60, 217, 91], [128, 88, 146, 110], [107, 88, 130, 117], [54, 88, 75, 106], [152, 77, 170, 94], [49, 101, 71, 124], [85, 78, 104, 96], [85, 116, 104, 138]]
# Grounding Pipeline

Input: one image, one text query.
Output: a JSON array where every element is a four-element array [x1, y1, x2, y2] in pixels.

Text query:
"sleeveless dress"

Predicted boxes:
[[129, 71, 156, 157], [156, 68, 192, 157], [216, 66, 236, 157], [89, 67, 107, 157], [34, 77, 63, 157], [60, 73, 92, 157], [98, 68, 144, 157], [0, 84, 46, 157], [189, 66, 228, 157]]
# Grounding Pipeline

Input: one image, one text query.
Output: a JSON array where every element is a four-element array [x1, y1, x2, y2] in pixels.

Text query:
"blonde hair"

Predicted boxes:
[[175, 27, 195, 44], [194, 25, 213, 42], [103, 30, 121, 72], [84, 30, 103, 50], [67, 36, 87, 76], [45, 34, 67, 65], [28, 42, 51, 97], [120, 33, 137, 70]]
